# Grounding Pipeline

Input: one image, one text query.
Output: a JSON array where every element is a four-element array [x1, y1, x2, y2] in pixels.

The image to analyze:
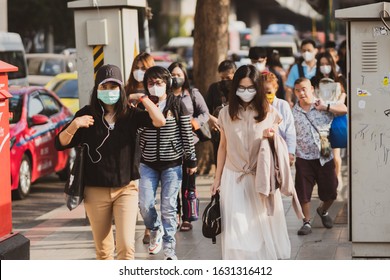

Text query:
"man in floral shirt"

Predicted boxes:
[[292, 78, 347, 235]]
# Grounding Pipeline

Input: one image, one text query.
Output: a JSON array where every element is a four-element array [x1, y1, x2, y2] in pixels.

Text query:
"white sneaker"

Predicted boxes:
[[164, 248, 178, 260], [148, 227, 163, 255]]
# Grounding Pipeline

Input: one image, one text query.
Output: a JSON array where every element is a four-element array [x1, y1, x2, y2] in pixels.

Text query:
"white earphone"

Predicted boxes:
[[84, 105, 113, 163]]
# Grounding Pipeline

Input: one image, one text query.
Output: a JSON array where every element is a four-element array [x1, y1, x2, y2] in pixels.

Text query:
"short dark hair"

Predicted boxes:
[[143, 66, 172, 93], [301, 38, 316, 49], [248, 47, 267, 60], [294, 77, 311, 86], [218, 60, 237, 73], [325, 40, 336, 49]]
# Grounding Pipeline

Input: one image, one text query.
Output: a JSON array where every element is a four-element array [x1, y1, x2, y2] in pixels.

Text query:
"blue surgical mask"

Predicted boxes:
[[97, 89, 120, 105]]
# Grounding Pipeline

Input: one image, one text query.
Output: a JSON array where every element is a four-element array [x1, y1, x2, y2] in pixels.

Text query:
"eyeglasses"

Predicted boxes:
[[237, 86, 256, 93], [147, 80, 165, 87]]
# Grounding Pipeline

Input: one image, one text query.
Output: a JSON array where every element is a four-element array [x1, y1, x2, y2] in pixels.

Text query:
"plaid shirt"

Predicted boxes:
[[292, 103, 334, 166]]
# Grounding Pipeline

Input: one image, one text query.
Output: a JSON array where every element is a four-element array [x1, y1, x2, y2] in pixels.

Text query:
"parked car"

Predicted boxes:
[[26, 53, 76, 86], [163, 37, 194, 82], [254, 34, 300, 70], [45, 72, 79, 114], [150, 51, 175, 68], [0, 32, 28, 86], [9, 86, 75, 199], [265, 24, 297, 35]]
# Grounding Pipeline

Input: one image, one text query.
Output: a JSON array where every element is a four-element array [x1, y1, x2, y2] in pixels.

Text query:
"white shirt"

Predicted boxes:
[[271, 97, 296, 154]]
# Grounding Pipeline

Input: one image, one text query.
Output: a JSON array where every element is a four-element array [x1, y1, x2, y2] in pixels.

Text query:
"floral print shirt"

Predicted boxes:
[[292, 103, 334, 166]]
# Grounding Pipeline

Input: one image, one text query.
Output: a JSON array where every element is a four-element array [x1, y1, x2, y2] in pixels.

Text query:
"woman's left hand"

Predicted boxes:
[[187, 167, 197, 175], [263, 127, 275, 138]]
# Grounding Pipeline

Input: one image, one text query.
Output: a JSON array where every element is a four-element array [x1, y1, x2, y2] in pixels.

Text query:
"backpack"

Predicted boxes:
[[202, 192, 221, 244]]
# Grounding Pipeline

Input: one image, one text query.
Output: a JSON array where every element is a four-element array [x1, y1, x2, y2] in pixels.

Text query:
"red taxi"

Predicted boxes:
[[9, 86, 74, 199]]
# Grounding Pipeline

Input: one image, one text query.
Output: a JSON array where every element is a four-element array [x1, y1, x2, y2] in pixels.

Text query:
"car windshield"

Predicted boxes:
[[9, 95, 23, 124], [28, 58, 64, 76], [0, 51, 27, 79], [53, 79, 78, 98], [265, 46, 293, 57]]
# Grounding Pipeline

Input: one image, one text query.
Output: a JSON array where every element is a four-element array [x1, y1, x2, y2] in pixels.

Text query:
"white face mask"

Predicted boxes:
[[133, 69, 145, 82], [236, 89, 257, 103], [320, 65, 332, 75], [148, 85, 166, 97], [302, 51, 315, 62], [254, 62, 266, 72]]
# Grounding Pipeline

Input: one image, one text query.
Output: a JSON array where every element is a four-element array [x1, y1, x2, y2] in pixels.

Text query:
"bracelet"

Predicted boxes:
[[139, 94, 148, 102], [64, 130, 74, 137], [327, 104, 330, 111]]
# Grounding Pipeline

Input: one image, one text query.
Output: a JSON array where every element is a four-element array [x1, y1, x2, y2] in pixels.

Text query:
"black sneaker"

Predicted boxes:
[[316, 207, 333, 228], [297, 222, 312, 235]]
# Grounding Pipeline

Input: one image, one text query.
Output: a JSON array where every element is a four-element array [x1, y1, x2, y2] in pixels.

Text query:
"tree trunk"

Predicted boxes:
[[193, 0, 230, 175], [193, 0, 230, 95]]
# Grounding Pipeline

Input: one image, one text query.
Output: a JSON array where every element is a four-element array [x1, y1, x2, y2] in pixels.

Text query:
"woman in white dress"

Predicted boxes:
[[211, 64, 291, 260]]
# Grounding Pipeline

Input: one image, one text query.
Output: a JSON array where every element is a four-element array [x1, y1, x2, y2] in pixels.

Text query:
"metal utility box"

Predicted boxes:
[[336, 2, 390, 258], [68, 0, 146, 107], [0, 60, 30, 260]]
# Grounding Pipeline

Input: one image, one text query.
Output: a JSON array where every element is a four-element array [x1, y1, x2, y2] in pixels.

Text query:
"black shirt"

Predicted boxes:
[[206, 81, 229, 115], [55, 105, 154, 188]]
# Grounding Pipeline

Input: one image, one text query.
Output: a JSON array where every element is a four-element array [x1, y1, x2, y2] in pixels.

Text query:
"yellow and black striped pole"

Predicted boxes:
[[93, 45, 104, 78]]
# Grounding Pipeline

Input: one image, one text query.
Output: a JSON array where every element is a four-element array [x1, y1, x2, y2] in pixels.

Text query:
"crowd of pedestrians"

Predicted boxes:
[[55, 37, 348, 260]]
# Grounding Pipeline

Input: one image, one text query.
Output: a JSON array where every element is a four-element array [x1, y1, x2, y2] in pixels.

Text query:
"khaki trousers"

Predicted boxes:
[[84, 181, 139, 260]]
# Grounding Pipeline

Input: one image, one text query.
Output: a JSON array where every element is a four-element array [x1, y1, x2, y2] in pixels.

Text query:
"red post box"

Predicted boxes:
[[0, 60, 29, 259], [0, 60, 17, 238]]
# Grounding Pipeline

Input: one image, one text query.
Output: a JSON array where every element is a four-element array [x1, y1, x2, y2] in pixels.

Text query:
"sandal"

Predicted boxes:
[[176, 214, 181, 230], [179, 221, 193, 232]]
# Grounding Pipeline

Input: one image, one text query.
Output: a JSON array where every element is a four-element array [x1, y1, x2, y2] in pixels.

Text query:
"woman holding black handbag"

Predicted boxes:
[[168, 62, 209, 232], [55, 64, 165, 260]]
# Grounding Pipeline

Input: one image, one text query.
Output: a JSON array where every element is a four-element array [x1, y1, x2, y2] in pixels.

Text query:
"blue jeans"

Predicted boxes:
[[139, 163, 182, 250]]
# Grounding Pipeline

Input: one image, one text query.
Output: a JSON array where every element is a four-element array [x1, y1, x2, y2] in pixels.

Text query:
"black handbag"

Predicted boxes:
[[64, 144, 86, 210], [202, 192, 221, 244], [194, 121, 212, 142]]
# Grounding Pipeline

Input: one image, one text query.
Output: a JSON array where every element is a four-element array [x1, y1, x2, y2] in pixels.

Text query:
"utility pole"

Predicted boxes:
[[144, 1, 152, 53], [0, 0, 7, 31]]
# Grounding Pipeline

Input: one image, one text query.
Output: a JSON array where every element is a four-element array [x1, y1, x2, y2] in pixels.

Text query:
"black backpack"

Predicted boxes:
[[202, 192, 221, 244]]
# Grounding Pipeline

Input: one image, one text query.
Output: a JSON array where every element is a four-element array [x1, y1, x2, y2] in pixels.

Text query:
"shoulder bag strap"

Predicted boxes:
[[298, 63, 305, 78], [301, 111, 320, 136]]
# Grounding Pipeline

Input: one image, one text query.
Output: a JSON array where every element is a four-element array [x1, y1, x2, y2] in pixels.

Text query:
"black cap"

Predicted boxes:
[[95, 64, 123, 87], [248, 47, 267, 60]]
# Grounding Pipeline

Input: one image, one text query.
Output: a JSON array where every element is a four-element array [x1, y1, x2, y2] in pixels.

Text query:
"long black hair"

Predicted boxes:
[[228, 64, 269, 122], [312, 51, 346, 91], [167, 62, 191, 91]]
